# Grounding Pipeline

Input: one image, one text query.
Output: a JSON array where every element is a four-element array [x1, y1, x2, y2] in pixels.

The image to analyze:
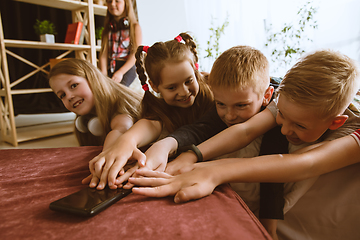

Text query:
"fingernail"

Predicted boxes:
[[108, 182, 113, 187], [174, 196, 180, 203]]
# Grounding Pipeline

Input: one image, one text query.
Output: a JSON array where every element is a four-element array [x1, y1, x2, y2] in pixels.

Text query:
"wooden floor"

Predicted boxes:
[[0, 112, 79, 149]]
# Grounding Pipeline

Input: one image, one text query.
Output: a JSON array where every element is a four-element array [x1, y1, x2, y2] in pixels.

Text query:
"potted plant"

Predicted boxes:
[[95, 26, 104, 46], [33, 19, 57, 43]]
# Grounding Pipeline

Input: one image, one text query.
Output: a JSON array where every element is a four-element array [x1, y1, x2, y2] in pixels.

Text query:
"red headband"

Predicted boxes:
[[143, 45, 149, 53], [195, 63, 199, 70], [174, 35, 183, 43]]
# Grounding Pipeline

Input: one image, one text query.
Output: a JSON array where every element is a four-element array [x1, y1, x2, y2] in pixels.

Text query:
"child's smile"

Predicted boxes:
[[49, 74, 95, 116], [155, 61, 199, 108], [73, 99, 84, 108], [276, 94, 333, 145], [176, 94, 192, 103]]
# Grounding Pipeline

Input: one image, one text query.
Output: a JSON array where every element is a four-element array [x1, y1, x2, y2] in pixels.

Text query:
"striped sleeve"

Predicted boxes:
[[350, 129, 360, 147]]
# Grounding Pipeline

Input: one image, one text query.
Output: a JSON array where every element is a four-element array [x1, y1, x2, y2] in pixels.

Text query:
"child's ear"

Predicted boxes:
[[262, 86, 274, 106], [148, 80, 159, 93], [328, 115, 348, 130]]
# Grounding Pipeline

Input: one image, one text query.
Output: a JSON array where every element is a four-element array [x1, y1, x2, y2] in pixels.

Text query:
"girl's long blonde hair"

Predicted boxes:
[[49, 58, 142, 146], [135, 32, 214, 133]]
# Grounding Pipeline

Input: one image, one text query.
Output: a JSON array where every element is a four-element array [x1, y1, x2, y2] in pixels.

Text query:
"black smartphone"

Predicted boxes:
[[49, 187, 132, 217]]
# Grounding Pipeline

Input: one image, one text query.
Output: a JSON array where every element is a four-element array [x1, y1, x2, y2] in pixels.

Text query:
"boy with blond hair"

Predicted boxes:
[[130, 49, 360, 239]]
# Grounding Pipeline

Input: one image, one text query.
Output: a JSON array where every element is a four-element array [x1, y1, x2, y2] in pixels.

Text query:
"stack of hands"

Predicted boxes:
[[81, 138, 217, 203]]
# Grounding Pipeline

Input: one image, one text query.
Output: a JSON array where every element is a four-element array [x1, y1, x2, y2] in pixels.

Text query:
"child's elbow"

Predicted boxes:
[[111, 114, 135, 134]]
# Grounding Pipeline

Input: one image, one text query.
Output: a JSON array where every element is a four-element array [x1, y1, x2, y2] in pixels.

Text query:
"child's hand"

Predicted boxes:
[[112, 71, 124, 83], [82, 174, 92, 185], [165, 151, 198, 175], [129, 165, 218, 203], [120, 144, 170, 188], [143, 141, 172, 170], [81, 173, 103, 188], [116, 162, 140, 189], [88, 139, 146, 190]]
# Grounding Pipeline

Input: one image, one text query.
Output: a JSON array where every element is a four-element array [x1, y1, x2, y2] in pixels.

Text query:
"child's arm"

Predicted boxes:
[[88, 118, 162, 190], [112, 24, 142, 83], [82, 114, 134, 187], [168, 106, 227, 148], [99, 43, 108, 76], [130, 131, 360, 202], [165, 108, 276, 174], [198, 108, 276, 161], [103, 114, 134, 150]]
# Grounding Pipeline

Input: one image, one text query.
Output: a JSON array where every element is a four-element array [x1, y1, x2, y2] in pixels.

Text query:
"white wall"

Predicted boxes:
[[137, 0, 360, 76], [137, 0, 188, 44]]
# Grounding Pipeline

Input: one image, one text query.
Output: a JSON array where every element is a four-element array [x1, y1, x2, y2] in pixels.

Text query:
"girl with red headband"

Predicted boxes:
[[83, 32, 214, 190], [99, 0, 142, 86]]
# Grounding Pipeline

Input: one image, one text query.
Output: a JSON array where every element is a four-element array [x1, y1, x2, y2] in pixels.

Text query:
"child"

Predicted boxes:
[[136, 45, 284, 238], [85, 32, 214, 190], [129, 49, 360, 238], [49, 58, 141, 148], [99, 0, 142, 86]]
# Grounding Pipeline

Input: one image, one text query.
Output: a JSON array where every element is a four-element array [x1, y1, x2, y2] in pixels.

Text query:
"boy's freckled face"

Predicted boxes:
[[156, 61, 199, 108], [276, 95, 333, 145], [49, 74, 95, 116], [212, 86, 264, 127]]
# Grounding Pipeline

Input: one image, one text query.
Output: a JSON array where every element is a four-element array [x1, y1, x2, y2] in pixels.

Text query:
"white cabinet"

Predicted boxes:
[[0, 0, 106, 146]]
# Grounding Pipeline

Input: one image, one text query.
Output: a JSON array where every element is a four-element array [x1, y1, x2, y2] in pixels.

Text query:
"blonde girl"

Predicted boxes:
[[49, 58, 141, 149], [99, 0, 142, 86], [86, 32, 214, 190]]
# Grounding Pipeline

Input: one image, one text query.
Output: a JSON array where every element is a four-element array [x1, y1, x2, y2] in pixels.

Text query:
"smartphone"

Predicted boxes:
[[49, 187, 132, 217]]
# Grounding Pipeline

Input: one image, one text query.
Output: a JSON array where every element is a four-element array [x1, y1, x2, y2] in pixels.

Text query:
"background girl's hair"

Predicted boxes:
[[135, 32, 213, 133], [49, 58, 142, 146], [101, 0, 139, 55]]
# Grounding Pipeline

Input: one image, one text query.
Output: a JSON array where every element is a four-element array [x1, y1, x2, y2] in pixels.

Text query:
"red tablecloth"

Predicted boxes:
[[0, 146, 271, 240]]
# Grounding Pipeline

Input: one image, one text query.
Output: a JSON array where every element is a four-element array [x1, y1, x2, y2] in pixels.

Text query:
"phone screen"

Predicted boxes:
[[49, 187, 132, 217]]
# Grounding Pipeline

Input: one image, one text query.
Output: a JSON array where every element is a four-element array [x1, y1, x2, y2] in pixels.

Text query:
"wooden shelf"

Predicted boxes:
[[14, 0, 107, 16], [0, 88, 53, 96], [5, 39, 89, 50], [4, 39, 101, 51]]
